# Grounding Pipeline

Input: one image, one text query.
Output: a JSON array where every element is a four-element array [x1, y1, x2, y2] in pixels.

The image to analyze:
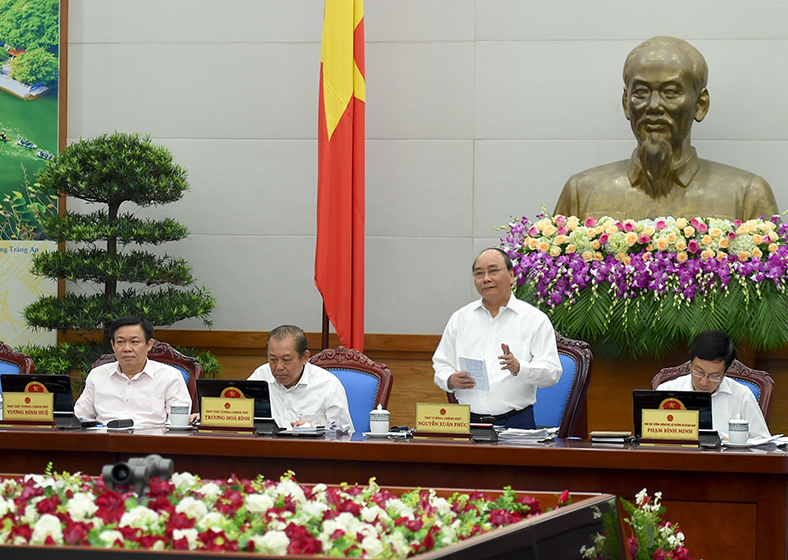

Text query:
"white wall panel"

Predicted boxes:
[[365, 237, 476, 334], [366, 140, 474, 238], [366, 42, 475, 139]]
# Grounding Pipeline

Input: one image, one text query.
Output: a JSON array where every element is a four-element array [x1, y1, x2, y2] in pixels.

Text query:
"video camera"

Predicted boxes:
[[102, 454, 174, 496]]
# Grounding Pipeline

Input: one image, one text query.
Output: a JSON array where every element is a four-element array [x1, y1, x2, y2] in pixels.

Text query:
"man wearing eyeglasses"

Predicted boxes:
[[657, 330, 770, 438], [432, 248, 562, 429]]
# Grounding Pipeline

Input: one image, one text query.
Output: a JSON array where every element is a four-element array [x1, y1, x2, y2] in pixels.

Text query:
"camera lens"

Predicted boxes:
[[110, 463, 132, 484]]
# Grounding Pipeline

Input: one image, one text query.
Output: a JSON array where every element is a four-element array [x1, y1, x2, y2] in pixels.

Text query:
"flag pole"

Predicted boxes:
[[322, 304, 330, 349]]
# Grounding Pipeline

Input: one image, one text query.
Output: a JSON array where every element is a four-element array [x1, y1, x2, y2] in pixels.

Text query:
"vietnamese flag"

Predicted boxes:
[[315, 0, 365, 351]]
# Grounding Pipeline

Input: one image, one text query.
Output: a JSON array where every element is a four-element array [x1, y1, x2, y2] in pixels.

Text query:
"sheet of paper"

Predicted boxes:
[[459, 356, 489, 391]]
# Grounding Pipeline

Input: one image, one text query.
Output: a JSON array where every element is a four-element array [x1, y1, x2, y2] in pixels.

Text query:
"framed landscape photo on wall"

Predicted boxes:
[[0, 0, 66, 345]]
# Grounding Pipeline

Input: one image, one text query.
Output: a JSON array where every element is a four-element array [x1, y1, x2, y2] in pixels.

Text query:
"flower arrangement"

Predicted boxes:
[[501, 213, 788, 357], [581, 489, 696, 560], [0, 470, 562, 557]]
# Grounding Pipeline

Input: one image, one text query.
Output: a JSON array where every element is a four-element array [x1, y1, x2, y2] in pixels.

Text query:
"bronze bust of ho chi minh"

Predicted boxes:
[[554, 36, 779, 222]]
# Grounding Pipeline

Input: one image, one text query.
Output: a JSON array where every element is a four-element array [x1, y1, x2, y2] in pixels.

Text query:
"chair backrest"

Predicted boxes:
[[446, 332, 593, 438], [92, 339, 203, 412], [651, 359, 775, 420], [308, 346, 393, 433], [0, 341, 36, 397]]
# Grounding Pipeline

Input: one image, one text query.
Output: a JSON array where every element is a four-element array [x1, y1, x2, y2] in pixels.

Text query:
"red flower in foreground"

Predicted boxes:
[[518, 494, 542, 515], [284, 522, 323, 554], [627, 535, 639, 557], [197, 528, 238, 552], [63, 520, 93, 546], [94, 490, 128, 525], [9, 523, 33, 543], [488, 509, 521, 527], [147, 496, 175, 516], [35, 494, 61, 515]]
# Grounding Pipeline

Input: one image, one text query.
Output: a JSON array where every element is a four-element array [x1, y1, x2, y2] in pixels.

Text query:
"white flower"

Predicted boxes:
[[387, 498, 414, 519], [385, 531, 409, 557], [361, 504, 388, 523], [30, 514, 63, 545], [98, 530, 125, 547], [249, 530, 290, 555], [430, 496, 452, 516], [20, 503, 37, 524], [245, 493, 275, 513], [0, 497, 16, 517], [197, 482, 222, 500], [176, 496, 209, 518], [195, 511, 226, 531], [275, 479, 306, 504], [24, 474, 51, 488], [300, 499, 329, 519], [67, 492, 98, 522], [361, 534, 384, 557], [119, 506, 161, 530], [439, 524, 457, 546], [173, 528, 199, 550], [171, 472, 198, 491]]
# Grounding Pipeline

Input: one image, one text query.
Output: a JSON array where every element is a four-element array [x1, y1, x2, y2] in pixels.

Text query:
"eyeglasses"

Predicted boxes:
[[690, 368, 724, 383], [473, 267, 504, 279]]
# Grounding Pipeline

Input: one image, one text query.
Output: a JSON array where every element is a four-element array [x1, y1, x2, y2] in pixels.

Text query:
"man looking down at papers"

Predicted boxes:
[[433, 248, 562, 429], [74, 315, 192, 427], [248, 325, 354, 432], [657, 330, 770, 439]]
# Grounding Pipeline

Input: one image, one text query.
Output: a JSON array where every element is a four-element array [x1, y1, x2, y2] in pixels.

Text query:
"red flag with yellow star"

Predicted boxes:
[[315, 0, 365, 351]]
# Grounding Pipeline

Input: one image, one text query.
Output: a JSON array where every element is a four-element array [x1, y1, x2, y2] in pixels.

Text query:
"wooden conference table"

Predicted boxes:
[[1, 427, 786, 560]]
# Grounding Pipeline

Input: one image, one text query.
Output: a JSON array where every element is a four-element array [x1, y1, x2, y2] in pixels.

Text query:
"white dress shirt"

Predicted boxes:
[[433, 295, 562, 416], [248, 361, 354, 432], [657, 374, 771, 439], [74, 359, 191, 427]]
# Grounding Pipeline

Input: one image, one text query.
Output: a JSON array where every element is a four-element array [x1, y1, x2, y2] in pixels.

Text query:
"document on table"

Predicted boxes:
[[459, 357, 490, 391]]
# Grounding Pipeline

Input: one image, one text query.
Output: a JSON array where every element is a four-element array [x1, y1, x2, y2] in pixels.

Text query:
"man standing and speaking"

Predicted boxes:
[[433, 248, 562, 429], [555, 36, 778, 221]]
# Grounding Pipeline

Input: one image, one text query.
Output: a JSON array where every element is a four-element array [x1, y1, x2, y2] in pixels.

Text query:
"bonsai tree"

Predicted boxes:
[[22, 132, 217, 373]]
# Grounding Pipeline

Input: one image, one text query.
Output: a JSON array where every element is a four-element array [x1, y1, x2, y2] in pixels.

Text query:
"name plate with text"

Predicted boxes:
[[641, 408, 699, 442], [2, 391, 54, 423], [415, 403, 471, 435], [200, 397, 254, 428]]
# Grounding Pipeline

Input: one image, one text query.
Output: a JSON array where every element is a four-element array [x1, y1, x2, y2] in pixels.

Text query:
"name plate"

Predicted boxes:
[[3, 391, 54, 422], [642, 405, 699, 442], [200, 396, 254, 428], [415, 403, 470, 434]]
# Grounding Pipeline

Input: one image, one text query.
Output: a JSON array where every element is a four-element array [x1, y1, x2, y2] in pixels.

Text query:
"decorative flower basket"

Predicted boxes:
[[501, 213, 788, 358], [0, 469, 623, 559]]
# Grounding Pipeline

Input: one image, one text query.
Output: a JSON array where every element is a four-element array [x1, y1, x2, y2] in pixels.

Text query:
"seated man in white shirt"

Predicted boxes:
[[657, 330, 770, 439], [74, 315, 192, 427], [433, 248, 562, 429], [248, 325, 354, 432]]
